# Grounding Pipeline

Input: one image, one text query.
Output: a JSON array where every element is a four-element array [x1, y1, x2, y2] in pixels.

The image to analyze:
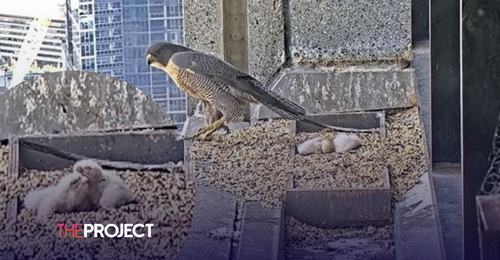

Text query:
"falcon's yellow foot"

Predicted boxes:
[[187, 118, 227, 141]]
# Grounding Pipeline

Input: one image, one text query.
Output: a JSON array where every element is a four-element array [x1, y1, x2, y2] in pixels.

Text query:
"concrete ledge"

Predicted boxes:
[[237, 202, 285, 260], [477, 194, 500, 260], [394, 172, 446, 260], [16, 130, 183, 171], [258, 69, 416, 119], [291, 111, 385, 136], [285, 169, 391, 228], [176, 180, 237, 260]]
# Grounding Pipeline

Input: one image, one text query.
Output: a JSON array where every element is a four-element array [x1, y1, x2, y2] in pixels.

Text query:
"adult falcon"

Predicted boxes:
[[146, 42, 371, 141]]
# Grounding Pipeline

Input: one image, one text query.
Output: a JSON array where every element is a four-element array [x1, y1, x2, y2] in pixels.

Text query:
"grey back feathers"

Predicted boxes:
[[169, 50, 307, 120]]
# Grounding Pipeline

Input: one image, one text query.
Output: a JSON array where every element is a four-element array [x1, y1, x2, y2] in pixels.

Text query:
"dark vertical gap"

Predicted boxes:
[[412, 0, 430, 46], [282, 0, 293, 67], [463, 0, 500, 258], [430, 0, 461, 164]]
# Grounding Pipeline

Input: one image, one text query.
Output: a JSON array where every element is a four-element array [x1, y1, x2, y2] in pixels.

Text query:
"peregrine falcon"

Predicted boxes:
[[146, 42, 373, 141]]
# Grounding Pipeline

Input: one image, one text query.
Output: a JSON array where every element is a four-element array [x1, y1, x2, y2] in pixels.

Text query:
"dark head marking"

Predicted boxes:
[[146, 42, 193, 66]]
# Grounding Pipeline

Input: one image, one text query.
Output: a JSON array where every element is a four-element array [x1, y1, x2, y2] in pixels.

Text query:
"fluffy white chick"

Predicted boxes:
[[297, 137, 324, 155], [334, 133, 362, 153], [99, 170, 135, 209]]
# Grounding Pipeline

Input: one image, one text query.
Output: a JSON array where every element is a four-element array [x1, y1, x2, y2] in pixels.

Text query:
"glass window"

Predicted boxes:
[[138, 86, 151, 96], [169, 99, 186, 111], [169, 113, 187, 124], [151, 33, 164, 43], [169, 84, 184, 98], [150, 20, 165, 32]]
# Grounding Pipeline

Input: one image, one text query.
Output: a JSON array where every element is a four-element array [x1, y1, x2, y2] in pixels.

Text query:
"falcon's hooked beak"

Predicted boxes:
[[146, 54, 156, 66]]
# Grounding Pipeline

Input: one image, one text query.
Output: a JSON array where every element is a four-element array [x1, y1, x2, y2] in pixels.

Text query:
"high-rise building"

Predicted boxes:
[[66, 0, 186, 129], [0, 10, 68, 92]]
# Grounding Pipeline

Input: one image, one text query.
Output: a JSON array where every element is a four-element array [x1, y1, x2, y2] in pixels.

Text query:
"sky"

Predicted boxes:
[[1, 0, 66, 19]]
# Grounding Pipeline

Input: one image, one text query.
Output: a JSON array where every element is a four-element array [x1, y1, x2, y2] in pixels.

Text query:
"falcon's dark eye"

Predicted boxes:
[[155, 50, 163, 55]]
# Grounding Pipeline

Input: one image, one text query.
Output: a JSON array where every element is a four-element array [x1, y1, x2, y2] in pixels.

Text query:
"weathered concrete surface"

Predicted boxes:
[[248, 0, 285, 83], [176, 180, 237, 260], [184, 0, 223, 116], [413, 45, 431, 159], [0, 71, 174, 140], [288, 0, 411, 62], [237, 202, 285, 260], [432, 166, 462, 260], [291, 111, 383, 134], [286, 186, 391, 228], [222, 0, 249, 73], [286, 238, 395, 260], [394, 172, 446, 260], [259, 69, 416, 118], [18, 130, 183, 171], [476, 194, 500, 260]]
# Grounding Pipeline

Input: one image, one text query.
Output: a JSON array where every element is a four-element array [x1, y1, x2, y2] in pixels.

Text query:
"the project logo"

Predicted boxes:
[[56, 223, 155, 238]]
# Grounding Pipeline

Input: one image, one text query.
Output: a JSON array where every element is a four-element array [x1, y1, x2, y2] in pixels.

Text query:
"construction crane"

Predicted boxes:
[[9, 17, 51, 88]]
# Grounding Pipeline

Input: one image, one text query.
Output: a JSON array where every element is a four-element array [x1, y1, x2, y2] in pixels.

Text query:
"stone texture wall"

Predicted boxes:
[[0, 71, 174, 140], [247, 0, 285, 83], [183, 0, 414, 118], [288, 0, 412, 63], [184, 0, 223, 116]]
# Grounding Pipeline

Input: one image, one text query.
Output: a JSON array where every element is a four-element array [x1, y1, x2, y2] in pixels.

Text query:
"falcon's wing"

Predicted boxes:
[[170, 51, 306, 120]]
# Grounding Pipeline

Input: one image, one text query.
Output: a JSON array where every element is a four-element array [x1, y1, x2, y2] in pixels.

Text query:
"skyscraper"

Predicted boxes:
[[66, 0, 186, 129], [0, 11, 67, 93]]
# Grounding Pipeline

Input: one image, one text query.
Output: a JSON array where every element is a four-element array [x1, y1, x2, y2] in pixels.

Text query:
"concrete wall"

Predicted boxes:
[[183, 0, 414, 119], [462, 0, 500, 258], [288, 0, 411, 63], [0, 71, 174, 140], [430, 0, 461, 164], [184, 0, 223, 116]]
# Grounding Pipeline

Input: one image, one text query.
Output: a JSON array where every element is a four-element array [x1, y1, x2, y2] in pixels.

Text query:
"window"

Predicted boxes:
[[150, 5, 165, 15], [150, 20, 164, 32], [81, 45, 94, 56], [124, 47, 146, 60], [80, 31, 94, 43], [166, 19, 181, 30], [82, 58, 95, 70], [124, 20, 149, 32], [151, 33, 165, 43], [169, 84, 184, 98], [138, 63, 150, 72], [125, 64, 137, 73], [166, 5, 180, 17], [124, 0, 147, 5], [169, 99, 186, 112], [138, 86, 151, 96], [149, 0, 164, 4], [166, 32, 178, 43]]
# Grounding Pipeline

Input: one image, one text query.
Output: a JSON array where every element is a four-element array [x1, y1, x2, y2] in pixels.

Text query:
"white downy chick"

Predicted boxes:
[[297, 137, 324, 155], [35, 172, 93, 217], [73, 159, 106, 209], [99, 170, 135, 209], [334, 133, 362, 153]]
